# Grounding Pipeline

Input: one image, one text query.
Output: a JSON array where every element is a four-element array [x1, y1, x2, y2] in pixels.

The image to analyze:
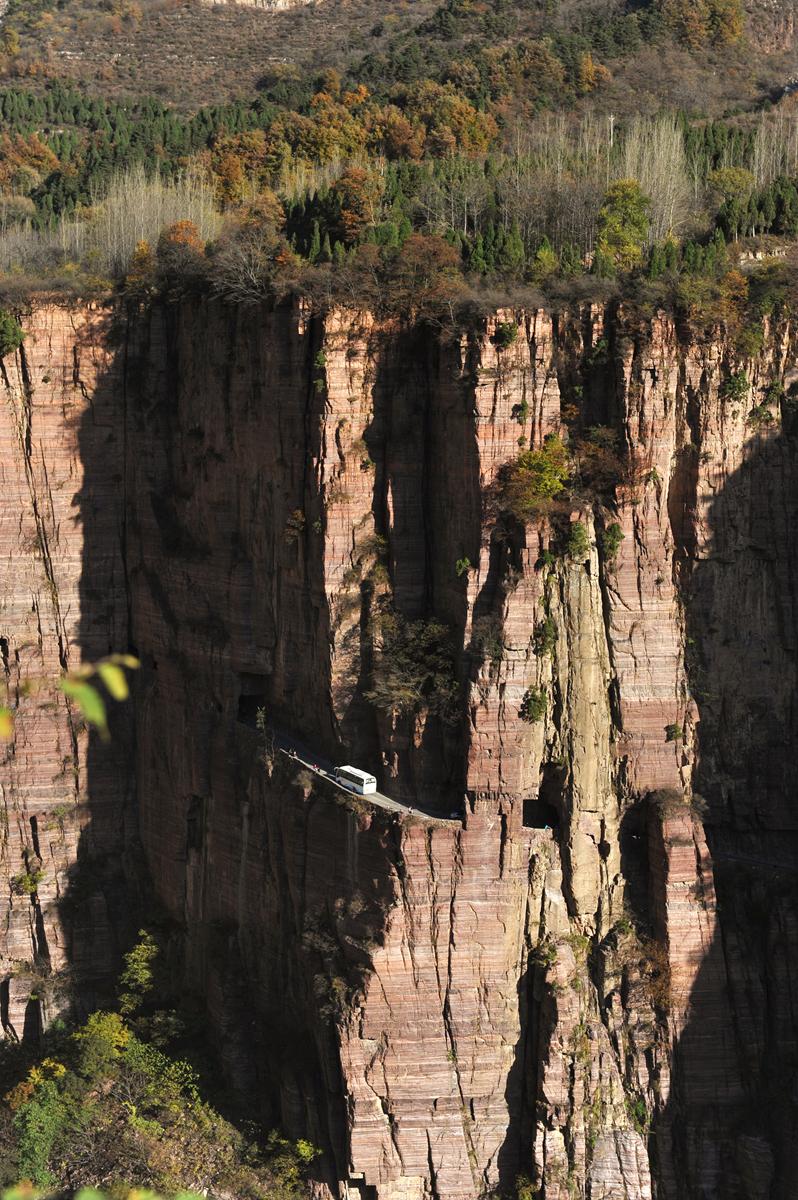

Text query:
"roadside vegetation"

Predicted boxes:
[[366, 607, 460, 723]]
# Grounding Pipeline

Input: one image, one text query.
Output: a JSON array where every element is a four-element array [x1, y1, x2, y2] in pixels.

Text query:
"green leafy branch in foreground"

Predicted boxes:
[[0, 654, 139, 741]]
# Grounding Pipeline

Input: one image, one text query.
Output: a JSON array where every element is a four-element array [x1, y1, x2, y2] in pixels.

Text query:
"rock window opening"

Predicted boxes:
[[522, 798, 560, 830], [236, 672, 269, 727]]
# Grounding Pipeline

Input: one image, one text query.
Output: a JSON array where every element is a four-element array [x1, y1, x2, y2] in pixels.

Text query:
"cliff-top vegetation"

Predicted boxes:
[[0, 0, 796, 326], [1, 0, 798, 321]]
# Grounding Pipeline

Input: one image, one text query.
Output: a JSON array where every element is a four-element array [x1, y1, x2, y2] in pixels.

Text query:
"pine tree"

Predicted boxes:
[[497, 223, 525, 274], [308, 220, 321, 263], [648, 244, 666, 279], [483, 221, 497, 271], [663, 239, 680, 273], [469, 232, 488, 273]]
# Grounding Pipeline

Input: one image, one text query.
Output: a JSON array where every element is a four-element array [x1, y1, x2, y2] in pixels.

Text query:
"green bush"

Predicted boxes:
[[735, 322, 764, 358], [118, 929, 160, 1016], [665, 722, 685, 742], [765, 380, 785, 407], [600, 522, 624, 561], [493, 320, 518, 350], [520, 687, 546, 723], [626, 1095, 649, 1135], [0, 310, 23, 360], [532, 616, 557, 657], [720, 370, 749, 402], [13, 1078, 66, 1188], [531, 937, 557, 967], [1, 1003, 317, 1196], [566, 522, 590, 561], [745, 404, 774, 430], [498, 435, 570, 521], [11, 867, 43, 896]]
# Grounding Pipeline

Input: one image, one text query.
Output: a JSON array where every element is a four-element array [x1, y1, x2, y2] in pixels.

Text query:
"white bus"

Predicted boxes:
[[334, 765, 377, 795]]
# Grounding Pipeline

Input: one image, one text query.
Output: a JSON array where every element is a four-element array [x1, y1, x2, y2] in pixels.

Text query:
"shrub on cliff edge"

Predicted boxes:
[[366, 608, 460, 723], [497, 435, 571, 521], [0, 1003, 317, 1196], [520, 687, 547, 723], [0, 309, 23, 359]]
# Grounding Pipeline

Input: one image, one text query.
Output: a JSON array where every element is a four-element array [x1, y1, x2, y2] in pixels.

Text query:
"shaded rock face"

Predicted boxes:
[[0, 305, 136, 1037], [1, 297, 797, 1199]]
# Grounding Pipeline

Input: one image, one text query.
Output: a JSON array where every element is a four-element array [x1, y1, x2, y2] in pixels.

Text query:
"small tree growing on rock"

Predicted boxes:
[[520, 687, 547, 723], [0, 308, 23, 359], [498, 435, 570, 521]]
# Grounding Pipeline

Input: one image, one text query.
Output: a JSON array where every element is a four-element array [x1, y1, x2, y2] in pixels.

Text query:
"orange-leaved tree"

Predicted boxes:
[[385, 234, 463, 318]]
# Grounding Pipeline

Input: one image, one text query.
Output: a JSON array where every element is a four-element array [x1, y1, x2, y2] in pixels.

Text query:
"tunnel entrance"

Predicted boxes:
[[523, 761, 565, 829], [236, 673, 268, 726], [522, 798, 560, 829]]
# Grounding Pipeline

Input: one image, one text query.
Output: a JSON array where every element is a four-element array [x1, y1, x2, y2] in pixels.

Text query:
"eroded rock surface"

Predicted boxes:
[[2, 297, 797, 1199]]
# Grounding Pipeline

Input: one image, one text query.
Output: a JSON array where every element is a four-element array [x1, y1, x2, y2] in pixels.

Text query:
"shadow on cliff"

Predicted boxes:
[[62, 296, 406, 1187], [55, 303, 145, 1017], [657, 417, 798, 1200], [354, 321, 484, 810]]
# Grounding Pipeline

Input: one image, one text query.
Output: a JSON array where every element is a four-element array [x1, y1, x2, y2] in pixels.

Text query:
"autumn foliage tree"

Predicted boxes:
[[384, 233, 463, 317], [662, 0, 744, 48], [595, 179, 651, 272], [209, 211, 298, 303], [330, 167, 381, 245], [123, 239, 156, 300], [155, 219, 206, 289]]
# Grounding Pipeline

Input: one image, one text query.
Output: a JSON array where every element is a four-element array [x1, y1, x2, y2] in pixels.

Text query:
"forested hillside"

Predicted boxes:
[[0, 0, 797, 315]]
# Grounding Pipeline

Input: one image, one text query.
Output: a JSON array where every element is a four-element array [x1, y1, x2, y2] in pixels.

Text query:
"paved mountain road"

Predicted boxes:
[[270, 729, 462, 827]]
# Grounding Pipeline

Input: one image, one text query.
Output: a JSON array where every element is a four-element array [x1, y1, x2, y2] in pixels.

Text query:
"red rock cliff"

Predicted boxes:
[[1, 297, 797, 1199]]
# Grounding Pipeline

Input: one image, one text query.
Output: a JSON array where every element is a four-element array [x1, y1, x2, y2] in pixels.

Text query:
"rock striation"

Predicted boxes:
[[1, 295, 797, 1198]]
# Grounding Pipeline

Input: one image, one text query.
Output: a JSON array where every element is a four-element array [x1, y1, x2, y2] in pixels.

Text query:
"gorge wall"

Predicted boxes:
[[1, 295, 797, 1199]]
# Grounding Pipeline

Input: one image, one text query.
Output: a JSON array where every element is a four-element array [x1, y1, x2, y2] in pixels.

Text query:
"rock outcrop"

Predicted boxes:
[[1, 295, 797, 1199]]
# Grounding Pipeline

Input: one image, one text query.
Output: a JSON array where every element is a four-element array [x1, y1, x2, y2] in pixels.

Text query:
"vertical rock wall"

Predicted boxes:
[[1, 295, 797, 1199], [0, 304, 133, 1037]]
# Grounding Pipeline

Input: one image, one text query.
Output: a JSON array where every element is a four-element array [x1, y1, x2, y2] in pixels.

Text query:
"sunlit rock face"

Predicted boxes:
[[2, 296, 797, 1199]]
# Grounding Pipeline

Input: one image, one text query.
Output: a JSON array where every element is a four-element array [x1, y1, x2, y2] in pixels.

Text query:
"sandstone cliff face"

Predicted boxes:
[[0, 305, 134, 1037], [1, 295, 797, 1200]]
